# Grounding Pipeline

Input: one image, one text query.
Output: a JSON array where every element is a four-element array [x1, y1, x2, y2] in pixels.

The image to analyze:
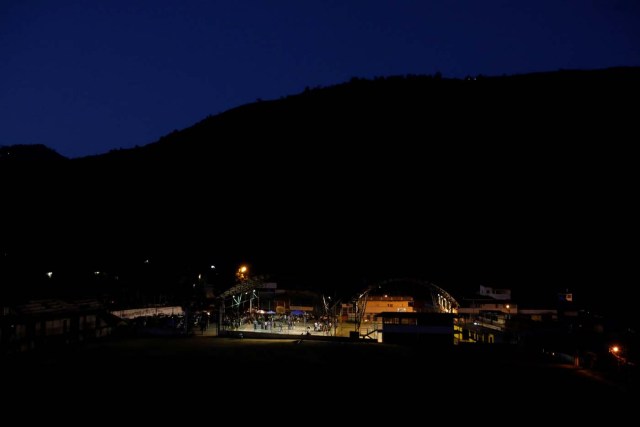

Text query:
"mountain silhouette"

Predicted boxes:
[[2, 67, 638, 312], [0, 144, 67, 162]]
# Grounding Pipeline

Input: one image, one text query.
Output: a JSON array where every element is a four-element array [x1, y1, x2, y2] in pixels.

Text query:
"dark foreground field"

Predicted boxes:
[[5, 336, 634, 420]]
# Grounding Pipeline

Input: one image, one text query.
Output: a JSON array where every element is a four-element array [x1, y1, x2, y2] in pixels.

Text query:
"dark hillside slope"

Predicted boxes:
[[2, 68, 638, 304]]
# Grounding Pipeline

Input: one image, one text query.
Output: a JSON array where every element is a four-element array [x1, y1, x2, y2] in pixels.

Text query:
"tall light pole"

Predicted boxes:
[[237, 265, 248, 328], [504, 304, 510, 343]]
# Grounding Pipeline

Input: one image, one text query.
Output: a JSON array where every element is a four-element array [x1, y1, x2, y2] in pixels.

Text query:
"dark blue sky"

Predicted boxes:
[[2, 1, 639, 158]]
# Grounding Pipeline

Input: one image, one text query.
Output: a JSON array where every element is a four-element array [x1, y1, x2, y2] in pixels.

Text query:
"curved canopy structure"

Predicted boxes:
[[353, 278, 459, 332]]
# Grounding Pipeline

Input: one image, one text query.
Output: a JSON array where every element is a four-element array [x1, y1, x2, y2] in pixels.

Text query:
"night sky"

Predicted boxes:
[[2, 1, 639, 159]]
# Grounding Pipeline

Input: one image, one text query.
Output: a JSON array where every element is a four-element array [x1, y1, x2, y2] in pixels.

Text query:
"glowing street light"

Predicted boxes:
[[504, 304, 511, 338], [610, 345, 622, 360], [237, 265, 248, 281], [609, 344, 626, 370]]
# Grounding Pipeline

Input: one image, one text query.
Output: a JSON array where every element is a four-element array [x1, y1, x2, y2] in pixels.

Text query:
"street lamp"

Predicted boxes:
[[234, 265, 249, 329], [237, 265, 248, 281], [504, 304, 510, 341]]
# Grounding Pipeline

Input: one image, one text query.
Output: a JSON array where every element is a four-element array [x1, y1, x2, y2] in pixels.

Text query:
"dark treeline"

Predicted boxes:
[[2, 67, 639, 316]]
